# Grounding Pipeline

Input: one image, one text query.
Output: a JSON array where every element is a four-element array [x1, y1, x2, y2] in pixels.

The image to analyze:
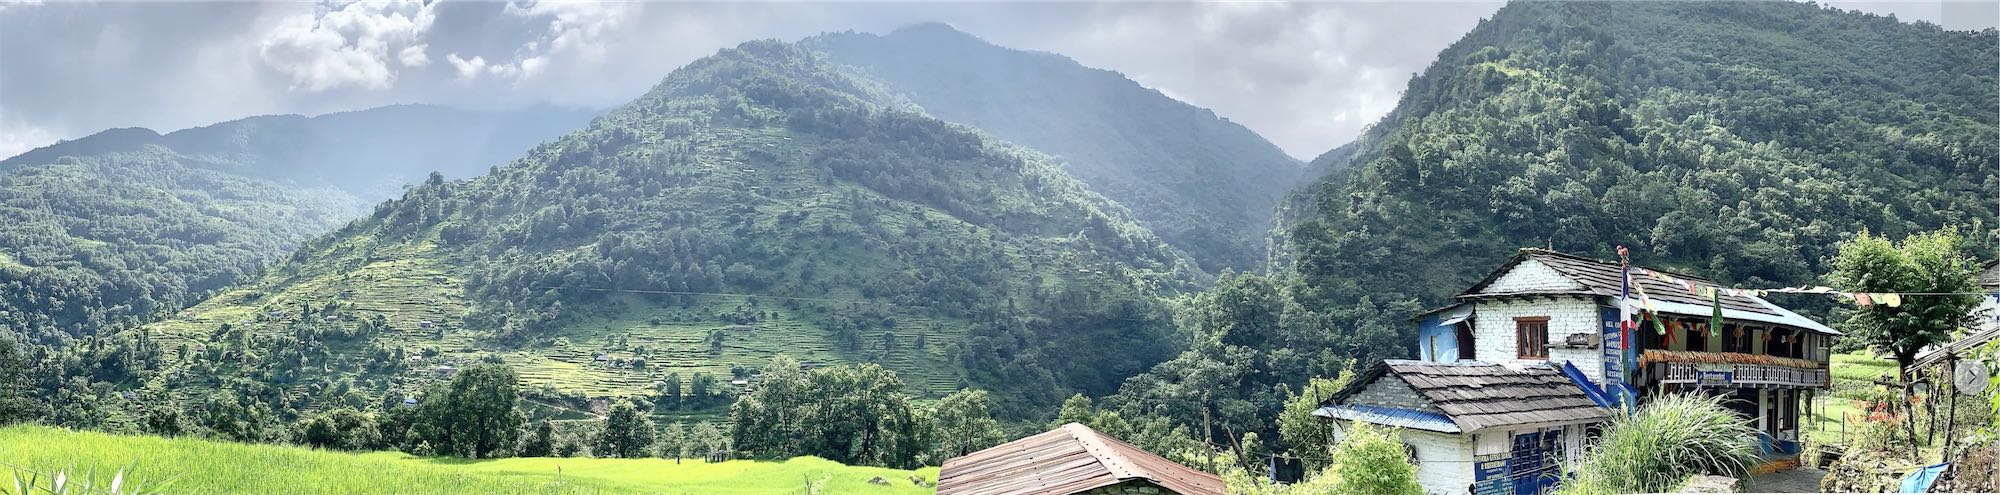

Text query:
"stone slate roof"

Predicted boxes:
[[937, 423, 1223, 495], [1979, 260, 2000, 289], [1460, 249, 1838, 335], [1322, 360, 1609, 433]]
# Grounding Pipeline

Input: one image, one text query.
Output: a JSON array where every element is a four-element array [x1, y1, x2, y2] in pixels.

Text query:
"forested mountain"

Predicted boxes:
[[0, 106, 592, 346], [808, 24, 1304, 271], [1287, 1, 1996, 307], [1103, 1, 1999, 453], [4, 105, 598, 197], [134, 39, 1204, 430]]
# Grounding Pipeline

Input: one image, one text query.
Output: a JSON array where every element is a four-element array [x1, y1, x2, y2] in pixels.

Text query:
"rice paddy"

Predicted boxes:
[[0, 425, 939, 495]]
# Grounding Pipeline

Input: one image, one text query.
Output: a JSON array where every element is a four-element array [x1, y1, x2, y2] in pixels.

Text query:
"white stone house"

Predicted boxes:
[[1414, 249, 1837, 459], [1313, 360, 1609, 495]]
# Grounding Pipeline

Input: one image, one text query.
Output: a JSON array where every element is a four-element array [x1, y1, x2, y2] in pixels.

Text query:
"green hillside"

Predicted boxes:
[[143, 40, 1202, 424], [810, 24, 1304, 271], [1100, 0, 2000, 451], [0, 424, 937, 495], [1285, 1, 1998, 329], [0, 105, 592, 344]]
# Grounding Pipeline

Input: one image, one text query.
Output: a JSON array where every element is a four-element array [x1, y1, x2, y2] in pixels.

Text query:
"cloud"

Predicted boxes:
[[257, 0, 437, 91], [443, 1, 634, 86], [446, 53, 486, 81], [398, 44, 429, 67], [0, 123, 55, 159]]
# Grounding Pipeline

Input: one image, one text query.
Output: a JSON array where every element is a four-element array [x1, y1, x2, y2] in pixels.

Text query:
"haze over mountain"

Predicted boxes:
[[0, 105, 593, 343], [808, 24, 1304, 271]]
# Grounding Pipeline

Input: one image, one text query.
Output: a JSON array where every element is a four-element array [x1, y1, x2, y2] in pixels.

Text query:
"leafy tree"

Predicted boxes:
[[520, 419, 555, 457], [929, 389, 1004, 459], [405, 363, 524, 458], [690, 421, 726, 460], [293, 407, 380, 451], [659, 372, 683, 408], [1278, 371, 1355, 473], [730, 356, 927, 467], [658, 421, 688, 463], [0, 337, 30, 424], [1831, 229, 1984, 383], [595, 399, 657, 458]]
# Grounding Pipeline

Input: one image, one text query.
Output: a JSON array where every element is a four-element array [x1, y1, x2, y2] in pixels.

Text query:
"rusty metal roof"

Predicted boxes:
[[936, 423, 1224, 495]]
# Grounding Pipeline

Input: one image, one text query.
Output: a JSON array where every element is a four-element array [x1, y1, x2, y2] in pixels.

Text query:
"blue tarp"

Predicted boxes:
[[1899, 462, 1949, 493]]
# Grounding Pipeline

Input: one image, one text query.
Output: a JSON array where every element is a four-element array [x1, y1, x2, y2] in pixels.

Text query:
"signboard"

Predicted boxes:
[[1697, 371, 1734, 387], [1601, 308, 1624, 390]]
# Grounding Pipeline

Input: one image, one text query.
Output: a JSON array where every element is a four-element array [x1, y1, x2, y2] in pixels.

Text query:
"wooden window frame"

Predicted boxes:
[[1515, 317, 1550, 360]]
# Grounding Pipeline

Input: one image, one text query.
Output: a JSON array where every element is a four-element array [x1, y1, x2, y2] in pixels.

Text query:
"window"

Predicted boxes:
[[1516, 317, 1549, 359], [1456, 323, 1477, 360]]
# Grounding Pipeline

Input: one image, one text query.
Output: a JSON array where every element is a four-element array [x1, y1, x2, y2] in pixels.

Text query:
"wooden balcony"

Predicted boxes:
[[1654, 361, 1828, 389]]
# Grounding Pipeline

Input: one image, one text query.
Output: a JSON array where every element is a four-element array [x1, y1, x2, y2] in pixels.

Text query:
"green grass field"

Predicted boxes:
[[1806, 351, 1899, 444], [0, 425, 938, 495]]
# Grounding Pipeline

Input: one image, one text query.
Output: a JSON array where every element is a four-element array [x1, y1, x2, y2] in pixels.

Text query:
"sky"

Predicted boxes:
[[0, 1, 1994, 161]]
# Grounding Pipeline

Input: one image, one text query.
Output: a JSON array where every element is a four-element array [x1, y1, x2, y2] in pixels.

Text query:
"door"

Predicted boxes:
[[1510, 430, 1562, 495]]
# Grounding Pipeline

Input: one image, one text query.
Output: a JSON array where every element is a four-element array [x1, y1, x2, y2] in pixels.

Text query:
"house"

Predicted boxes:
[[1910, 260, 2000, 373], [936, 422, 1223, 495], [1413, 249, 1836, 459], [1313, 360, 1610, 495]]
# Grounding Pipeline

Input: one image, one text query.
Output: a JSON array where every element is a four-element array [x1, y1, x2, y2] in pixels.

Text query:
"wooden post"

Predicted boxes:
[[1944, 353, 1960, 463], [1203, 396, 1215, 474]]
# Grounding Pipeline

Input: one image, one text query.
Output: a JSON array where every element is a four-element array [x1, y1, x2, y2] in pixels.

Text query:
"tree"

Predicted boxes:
[[520, 419, 555, 457], [294, 407, 380, 451], [595, 399, 656, 458], [690, 372, 718, 405], [408, 363, 525, 458], [1831, 229, 1984, 383], [0, 337, 32, 424], [659, 372, 683, 408], [930, 389, 1004, 459], [690, 421, 725, 460], [1279, 371, 1354, 473], [658, 421, 688, 463], [1324, 423, 1422, 495]]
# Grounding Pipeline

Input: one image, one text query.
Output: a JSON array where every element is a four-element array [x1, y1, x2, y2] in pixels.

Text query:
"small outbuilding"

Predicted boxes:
[[937, 422, 1223, 495]]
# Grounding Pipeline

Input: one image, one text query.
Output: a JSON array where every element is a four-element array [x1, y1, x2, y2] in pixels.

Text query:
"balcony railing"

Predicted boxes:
[[1655, 361, 1829, 389]]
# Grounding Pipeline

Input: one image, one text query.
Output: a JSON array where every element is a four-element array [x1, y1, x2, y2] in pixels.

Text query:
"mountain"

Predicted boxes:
[[0, 105, 593, 343], [807, 24, 1303, 271], [1284, 1, 1997, 339], [142, 40, 1203, 422], [4, 104, 599, 197]]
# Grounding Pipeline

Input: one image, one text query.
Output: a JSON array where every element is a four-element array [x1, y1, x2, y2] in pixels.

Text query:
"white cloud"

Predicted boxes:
[[0, 123, 56, 160], [398, 44, 429, 67], [446, 53, 486, 81], [257, 0, 438, 92], [473, 1, 635, 84]]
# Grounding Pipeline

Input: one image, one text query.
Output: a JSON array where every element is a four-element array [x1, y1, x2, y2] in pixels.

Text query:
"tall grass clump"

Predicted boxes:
[[1555, 394, 1760, 495], [4, 466, 162, 495]]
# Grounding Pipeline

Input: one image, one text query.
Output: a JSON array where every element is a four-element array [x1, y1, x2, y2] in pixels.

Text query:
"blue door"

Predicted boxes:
[[1510, 430, 1563, 495]]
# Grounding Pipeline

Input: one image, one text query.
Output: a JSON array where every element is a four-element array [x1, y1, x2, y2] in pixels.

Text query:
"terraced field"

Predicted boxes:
[[146, 222, 972, 417]]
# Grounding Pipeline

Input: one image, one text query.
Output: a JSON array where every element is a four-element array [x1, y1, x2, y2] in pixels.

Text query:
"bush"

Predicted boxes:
[[1324, 422, 1422, 495], [1555, 394, 1760, 495]]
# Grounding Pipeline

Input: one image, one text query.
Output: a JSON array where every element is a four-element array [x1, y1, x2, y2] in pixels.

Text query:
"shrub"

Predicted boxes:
[[1323, 422, 1422, 495], [1555, 394, 1760, 495]]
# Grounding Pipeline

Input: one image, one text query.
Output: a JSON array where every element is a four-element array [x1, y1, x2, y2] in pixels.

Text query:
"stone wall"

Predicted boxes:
[[1347, 374, 1444, 413], [1471, 297, 1602, 378]]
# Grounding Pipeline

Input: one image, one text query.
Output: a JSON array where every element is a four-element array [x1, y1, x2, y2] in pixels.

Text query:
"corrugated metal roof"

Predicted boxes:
[[1325, 360, 1611, 433], [936, 423, 1224, 495], [1912, 326, 2000, 370], [1462, 249, 1838, 335], [1311, 404, 1462, 433]]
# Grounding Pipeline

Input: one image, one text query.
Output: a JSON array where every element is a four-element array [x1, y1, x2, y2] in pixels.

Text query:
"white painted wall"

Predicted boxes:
[[1480, 259, 1586, 293], [1335, 423, 1476, 495], [1470, 297, 1602, 380]]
